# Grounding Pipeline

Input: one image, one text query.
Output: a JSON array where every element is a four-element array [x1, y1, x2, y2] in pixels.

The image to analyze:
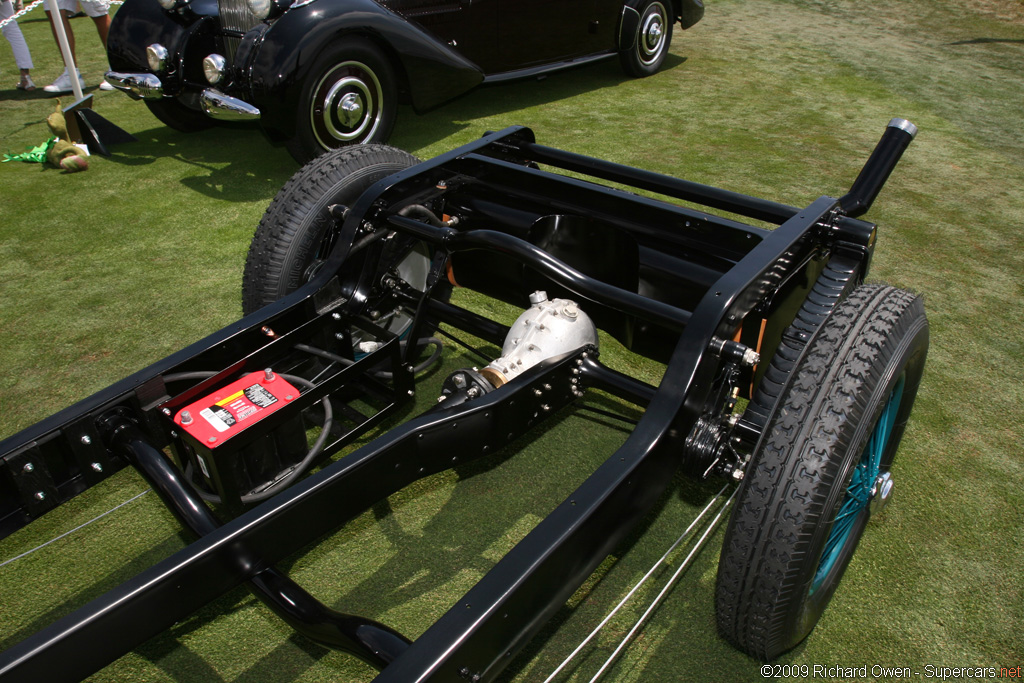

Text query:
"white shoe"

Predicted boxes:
[[99, 80, 115, 91], [43, 68, 86, 94]]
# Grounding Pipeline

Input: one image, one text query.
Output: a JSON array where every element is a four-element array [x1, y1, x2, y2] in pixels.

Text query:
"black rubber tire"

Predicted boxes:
[[242, 144, 420, 315], [715, 285, 929, 660], [619, 0, 674, 77], [286, 38, 398, 165], [742, 258, 862, 434], [145, 99, 214, 133]]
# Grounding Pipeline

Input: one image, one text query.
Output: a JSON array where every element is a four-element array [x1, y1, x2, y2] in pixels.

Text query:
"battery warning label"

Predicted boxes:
[[200, 384, 280, 432], [174, 375, 297, 445]]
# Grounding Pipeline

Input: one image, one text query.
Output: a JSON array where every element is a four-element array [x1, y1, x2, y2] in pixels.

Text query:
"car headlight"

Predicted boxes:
[[203, 54, 227, 85], [247, 0, 272, 20], [147, 44, 169, 71]]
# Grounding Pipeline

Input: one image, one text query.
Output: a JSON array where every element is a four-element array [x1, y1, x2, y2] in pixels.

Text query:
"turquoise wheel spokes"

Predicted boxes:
[[811, 374, 906, 594]]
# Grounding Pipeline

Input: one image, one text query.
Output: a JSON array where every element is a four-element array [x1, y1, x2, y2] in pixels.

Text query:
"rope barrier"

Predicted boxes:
[[0, 0, 123, 31]]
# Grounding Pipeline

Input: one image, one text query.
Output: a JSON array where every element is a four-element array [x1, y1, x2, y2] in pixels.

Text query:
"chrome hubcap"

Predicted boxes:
[[337, 91, 365, 129], [311, 61, 382, 149], [868, 471, 894, 516], [639, 2, 668, 65]]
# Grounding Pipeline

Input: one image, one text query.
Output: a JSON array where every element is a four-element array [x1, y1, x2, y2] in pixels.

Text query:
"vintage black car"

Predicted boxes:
[[104, 0, 705, 162]]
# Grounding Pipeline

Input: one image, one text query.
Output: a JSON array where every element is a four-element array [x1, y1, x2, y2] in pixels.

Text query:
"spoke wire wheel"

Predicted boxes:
[[715, 285, 929, 660], [310, 60, 384, 149], [811, 375, 904, 595]]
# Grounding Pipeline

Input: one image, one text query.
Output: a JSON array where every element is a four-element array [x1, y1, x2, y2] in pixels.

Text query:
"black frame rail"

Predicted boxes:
[[0, 121, 916, 682]]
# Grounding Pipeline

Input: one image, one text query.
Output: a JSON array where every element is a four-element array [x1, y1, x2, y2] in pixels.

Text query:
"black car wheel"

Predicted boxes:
[[286, 39, 398, 164], [145, 99, 214, 133], [242, 143, 424, 316], [715, 285, 928, 660], [620, 0, 673, 77]]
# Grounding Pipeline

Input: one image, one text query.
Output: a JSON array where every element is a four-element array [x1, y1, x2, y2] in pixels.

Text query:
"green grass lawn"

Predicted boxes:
[[1, 0, 1022, 681]]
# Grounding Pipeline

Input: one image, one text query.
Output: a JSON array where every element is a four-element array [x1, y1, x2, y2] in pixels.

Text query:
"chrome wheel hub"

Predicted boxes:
[[337, 91, 365, 129], [638, 2, 668, 64], [868, 471, 894, 516], [311, 61, 382, 149]]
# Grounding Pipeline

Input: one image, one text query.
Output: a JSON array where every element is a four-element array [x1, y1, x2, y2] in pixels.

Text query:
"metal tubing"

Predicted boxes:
[[98, 412, 412, 671], [839, 118, 917, 218], [422, 298, 510, 348], [513, 140, 802, 225], [579, 357, 657, 407], [387, 216, 692, 332], [0, 353, 584, 682]]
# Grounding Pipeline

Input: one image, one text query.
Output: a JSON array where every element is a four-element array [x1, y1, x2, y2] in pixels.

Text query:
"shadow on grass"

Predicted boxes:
[[947, 37, 1024, 44], [0, 532, 189, 653], [102, 121, 296, 202], [93, 52, 687, 206], [392, 54, 687, 150]]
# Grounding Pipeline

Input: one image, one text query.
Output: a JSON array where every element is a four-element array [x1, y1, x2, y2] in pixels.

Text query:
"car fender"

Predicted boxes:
[[249, 0, 484, 140], [676, 0, 705, 30], [106, 0, 206, 83], [617, 0, 704, 52]]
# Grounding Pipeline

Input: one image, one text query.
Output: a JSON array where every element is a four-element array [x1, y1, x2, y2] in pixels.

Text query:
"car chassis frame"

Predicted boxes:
[[0, 121, 917, 682]]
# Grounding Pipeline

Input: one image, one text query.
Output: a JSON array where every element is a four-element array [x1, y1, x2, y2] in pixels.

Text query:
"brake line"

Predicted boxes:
[[586, 487, 738, 683], [542, 485, 734, 683]]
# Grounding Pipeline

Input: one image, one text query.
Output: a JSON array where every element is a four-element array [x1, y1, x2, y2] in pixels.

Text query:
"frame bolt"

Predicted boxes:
[[91, 462, 103, 473], [22, 463, 34, 473], [34, 491, 46, 501], [81, 435, 92, 445]]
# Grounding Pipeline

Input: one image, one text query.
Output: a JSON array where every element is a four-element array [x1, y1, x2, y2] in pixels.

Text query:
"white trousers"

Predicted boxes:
[[1, 0, 34, 70]]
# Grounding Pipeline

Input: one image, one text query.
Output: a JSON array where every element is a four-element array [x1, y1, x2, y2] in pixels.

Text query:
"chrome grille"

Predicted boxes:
[[218, 0, 260, 63]]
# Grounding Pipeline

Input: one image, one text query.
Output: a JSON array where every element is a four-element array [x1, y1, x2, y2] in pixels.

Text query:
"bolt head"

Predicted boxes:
[[91, 462, 103, 473], [34, 491, 46, 501], [22, 463, 35, 473], [81, 435, 92, 445]]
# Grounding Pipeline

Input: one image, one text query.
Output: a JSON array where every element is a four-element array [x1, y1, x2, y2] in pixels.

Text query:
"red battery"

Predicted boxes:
[[174, 371, 299, 447]]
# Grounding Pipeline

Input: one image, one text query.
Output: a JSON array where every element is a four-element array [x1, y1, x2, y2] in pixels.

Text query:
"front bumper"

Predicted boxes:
[[106, 71, 164, 99], [199, 88, 261, 120], [105, 71, 261, 121]]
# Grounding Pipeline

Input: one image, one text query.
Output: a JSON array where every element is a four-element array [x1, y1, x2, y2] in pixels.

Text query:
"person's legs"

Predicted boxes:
[[90, 12, 109, 47], [45, 5, 77, 63], [1, 0, 35, 88], [77, 0, 109, 45], [43, 6, 87, 92], [79, 0, 112, 89]]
